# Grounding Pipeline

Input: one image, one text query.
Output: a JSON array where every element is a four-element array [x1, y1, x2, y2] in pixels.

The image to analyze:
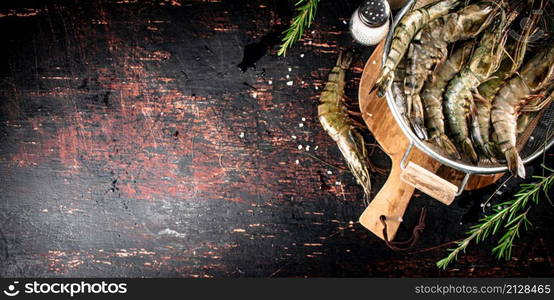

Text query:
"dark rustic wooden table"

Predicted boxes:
[[0, 0, 552, 277]]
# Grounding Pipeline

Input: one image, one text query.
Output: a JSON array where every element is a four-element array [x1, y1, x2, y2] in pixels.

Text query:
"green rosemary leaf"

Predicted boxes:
[[278, 0, 320, 56], [436, 166, 553, 269]]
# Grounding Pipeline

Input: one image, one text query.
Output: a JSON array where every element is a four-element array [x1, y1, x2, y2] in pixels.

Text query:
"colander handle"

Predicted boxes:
[[399, 143, 470, 204]]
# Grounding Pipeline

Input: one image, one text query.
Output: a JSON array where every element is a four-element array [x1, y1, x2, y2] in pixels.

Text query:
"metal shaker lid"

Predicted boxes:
[[358, 0, 390, 28]]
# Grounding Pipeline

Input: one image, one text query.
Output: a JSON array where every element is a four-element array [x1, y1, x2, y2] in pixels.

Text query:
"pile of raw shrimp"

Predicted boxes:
[[374, 0, 554, 178]]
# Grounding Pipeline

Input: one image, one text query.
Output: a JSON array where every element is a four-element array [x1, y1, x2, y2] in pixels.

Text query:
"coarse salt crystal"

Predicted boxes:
[[286, 74, 290, 79], [268, 80, 273, 85], [299, 123, 304, 128], [288, 67, 292, 72], [298, 145, 303, 150], [300, 53, 305, 58], [335, 181, 341, 186], [305, 145, 310, 151], [239, 132, 244, 138], [286, 81, 293, 86], [327, 170, 332, 175], [301, 117, 306, 121], [291, 135, 297, 139], [295, 159, 300, 164]]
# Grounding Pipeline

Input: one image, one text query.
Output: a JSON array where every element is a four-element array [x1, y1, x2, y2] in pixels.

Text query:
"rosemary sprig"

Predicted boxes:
[[278, 0, 320, 56], [436, 166, 554, 269]]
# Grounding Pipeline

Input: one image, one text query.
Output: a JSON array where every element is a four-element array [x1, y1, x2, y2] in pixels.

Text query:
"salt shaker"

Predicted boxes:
[[349, 0, 391, 46]]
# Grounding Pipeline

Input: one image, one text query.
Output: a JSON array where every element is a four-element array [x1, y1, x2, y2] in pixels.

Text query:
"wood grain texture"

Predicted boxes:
[[400, 162, 457, 205], [0, 0, 552, 277], [358, 40, 442, 240]]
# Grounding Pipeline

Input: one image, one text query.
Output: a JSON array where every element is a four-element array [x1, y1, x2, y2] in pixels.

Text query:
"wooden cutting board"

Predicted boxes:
[[357, 40, 503, 241]]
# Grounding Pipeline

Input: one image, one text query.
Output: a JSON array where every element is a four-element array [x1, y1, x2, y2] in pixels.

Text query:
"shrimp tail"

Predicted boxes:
[[505, 147, 525, 178], [376, 73, 393, 97], [469, 101, 490, 158], [461, 138, 479, 164], [409, 94, 427, 139], [410, 117, 427, 140], [347, 130, 372, 195], [483, 143, 496, 160], [337, 50, 354, 69], [437, 134, 461, 159]]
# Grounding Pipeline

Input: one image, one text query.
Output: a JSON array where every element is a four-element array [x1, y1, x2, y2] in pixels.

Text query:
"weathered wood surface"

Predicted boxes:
[[400, 162, 458, 205], [0, 0, 552, 277]]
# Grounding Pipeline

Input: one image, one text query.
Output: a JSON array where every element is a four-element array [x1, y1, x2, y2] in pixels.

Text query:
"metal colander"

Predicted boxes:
[[383, 0, 554, 191]]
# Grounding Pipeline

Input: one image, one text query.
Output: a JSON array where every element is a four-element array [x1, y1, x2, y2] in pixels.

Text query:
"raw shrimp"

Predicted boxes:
[[491, 44, 554, 178], [374, 0, 460, 97], [318, 51, 372, 196], [444, 10, 515, 163], [420, 41, 476, 158], [473, 3, 544, 158], [403, 1, 495, 139]]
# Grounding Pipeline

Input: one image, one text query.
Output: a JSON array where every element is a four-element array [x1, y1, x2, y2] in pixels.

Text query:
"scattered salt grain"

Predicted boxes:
[[239, 132, 245, 138], [295, 159, 300, 164], [314, 146, 319, 150], [300, 53, 305, 58], [252, 92, 257, 98], [342, 20, 347, 24], [286, 81, 293, 86], [327, 170, 332, 175], [299, 123, 304, 128], [286, 74, 290, 79], [298, 145, 303, 150], [398, 217, 403, 223], [315, 86, 319, 90], [305, 145, 310, 151], [291, 135, 297, 140], [335, 181, 341, 186], [268, 80, 273, 85], [288, 67, 292, 72]]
